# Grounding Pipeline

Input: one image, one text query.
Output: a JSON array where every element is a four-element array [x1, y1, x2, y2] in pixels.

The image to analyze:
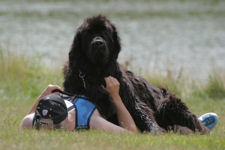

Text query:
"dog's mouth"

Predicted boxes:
[[91, 36, 106, 49], [89, 36, 109, 65]]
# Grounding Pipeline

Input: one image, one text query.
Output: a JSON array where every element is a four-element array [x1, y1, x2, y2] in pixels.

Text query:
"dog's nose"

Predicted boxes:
[[93, 36, 103, 42], [91, 36, 105, 48]]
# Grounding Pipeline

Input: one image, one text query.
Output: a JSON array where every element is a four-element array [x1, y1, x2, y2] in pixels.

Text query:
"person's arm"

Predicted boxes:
[[89, 109, 127, 133], [20, 113, 35, 129], [27, 84, 62, 114], [104, 76, 138, 133]]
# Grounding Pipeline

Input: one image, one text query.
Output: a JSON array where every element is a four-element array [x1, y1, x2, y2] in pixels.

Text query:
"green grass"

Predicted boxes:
[[0, 49, 225, 150], [194, 74, 225, 100]]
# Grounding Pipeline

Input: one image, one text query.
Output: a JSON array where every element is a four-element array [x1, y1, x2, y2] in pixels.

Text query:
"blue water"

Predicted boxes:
[[0, 0, 225, 79]]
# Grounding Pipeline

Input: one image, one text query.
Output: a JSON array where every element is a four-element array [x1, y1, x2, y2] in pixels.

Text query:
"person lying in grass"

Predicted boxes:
[[20, 76, 218, 133], [20, 76, 138, 133]]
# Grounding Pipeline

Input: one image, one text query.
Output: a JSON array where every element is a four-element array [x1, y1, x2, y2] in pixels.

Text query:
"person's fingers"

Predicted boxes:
[[108, 76, 113, 84], [113, 77, 117, 84], [105, 77, 110, 88], [47, 84, 62, 93], [51, 86, 63, 95], [115, 78, 119, 85], [109, 76, 113, 82], [101, 85, 106, 90], [105, 76, 111, 82], [54, 85, 63, 91], [105, 77, 109, 84], [51, 87, 61, 92], [109, 76, 118, 86], [105, 76, 120, 88], [114, 79, 119, 86], [110, 78, 116, 85], [47, 84, 53, 88], [107, 80, 113, 88], [53, 85, 62, 89], [110, 77, 116, 87]]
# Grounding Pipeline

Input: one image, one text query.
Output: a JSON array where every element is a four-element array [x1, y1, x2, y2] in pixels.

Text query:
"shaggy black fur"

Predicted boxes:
[[63, 15, 209, 134]]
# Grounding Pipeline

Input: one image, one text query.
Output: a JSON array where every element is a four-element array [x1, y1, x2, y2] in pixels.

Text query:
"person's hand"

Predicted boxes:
[[104, 76, 120, 98], [27, 84, 63, 115], [40, 84, 62, 97]]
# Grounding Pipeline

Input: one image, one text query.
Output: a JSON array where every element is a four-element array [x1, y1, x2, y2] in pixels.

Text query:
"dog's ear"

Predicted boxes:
[[111, 24, 121, 61], [69, 30, 82, 68]]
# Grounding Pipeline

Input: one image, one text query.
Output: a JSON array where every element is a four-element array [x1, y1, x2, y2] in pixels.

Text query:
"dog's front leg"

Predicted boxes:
[[130, 101, 164, 134]]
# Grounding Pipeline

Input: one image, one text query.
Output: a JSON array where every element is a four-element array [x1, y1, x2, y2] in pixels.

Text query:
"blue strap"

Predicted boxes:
[[73, 96, 96, 129]]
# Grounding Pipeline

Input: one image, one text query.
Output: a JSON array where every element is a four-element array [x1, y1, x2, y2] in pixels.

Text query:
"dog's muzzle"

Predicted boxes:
[[91, 36, 106, 50], [90, 36, 109, 64]]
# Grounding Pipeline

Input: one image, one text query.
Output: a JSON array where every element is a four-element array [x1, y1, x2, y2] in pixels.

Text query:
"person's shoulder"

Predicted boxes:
[[92, 109, 101, 116], [20, 113, 35, 129]]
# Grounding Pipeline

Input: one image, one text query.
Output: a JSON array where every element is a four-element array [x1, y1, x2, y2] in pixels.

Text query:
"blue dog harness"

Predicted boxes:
[[59, 93, 96, 130], [72, 95, 96, 130]]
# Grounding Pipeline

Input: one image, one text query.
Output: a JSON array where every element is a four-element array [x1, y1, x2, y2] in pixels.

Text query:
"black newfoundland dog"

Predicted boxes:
[[63, 15, 209, 134]]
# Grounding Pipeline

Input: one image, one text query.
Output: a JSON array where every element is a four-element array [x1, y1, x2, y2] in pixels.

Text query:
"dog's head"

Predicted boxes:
[[69, 15, 121, 68]]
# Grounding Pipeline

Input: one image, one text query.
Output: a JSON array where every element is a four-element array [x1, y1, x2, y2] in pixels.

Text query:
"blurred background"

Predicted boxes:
[[0, 0, 224, 79]]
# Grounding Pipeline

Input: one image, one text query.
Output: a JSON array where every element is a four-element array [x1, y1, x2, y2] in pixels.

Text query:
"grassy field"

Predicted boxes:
[[0, 49, 225, 150]]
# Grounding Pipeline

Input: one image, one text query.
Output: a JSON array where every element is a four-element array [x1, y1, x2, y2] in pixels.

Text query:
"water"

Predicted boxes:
[[1, 0, 225, 79]]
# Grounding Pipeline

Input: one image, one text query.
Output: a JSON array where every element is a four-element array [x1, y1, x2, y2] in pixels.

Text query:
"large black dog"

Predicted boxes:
[[63, 15, 209, 134]]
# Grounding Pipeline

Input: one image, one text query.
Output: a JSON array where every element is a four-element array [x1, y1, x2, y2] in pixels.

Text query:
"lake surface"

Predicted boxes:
[[1, 0, 225, 79]]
